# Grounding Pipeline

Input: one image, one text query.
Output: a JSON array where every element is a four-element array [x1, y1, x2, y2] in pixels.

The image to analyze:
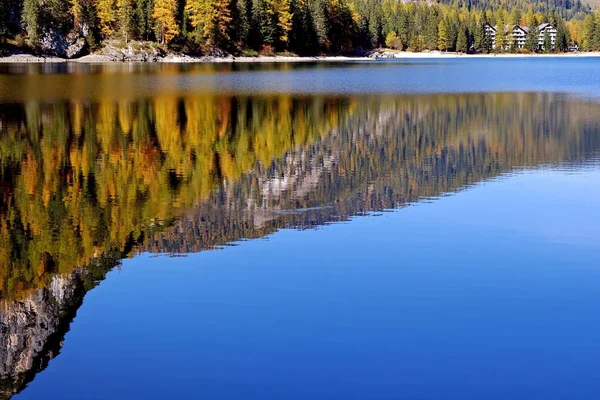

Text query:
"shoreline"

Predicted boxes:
[[1, 51, 600, 64]]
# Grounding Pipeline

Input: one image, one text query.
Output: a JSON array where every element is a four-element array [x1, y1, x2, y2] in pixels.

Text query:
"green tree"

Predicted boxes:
[[582, 14, 595, 51], [22, 0, 40, 45], [495, 10, 506, 51], [524, 26, 539, 52], [456, 26, 467, 53], [437, 19, 448, 51], [543, 29, 552, 52]]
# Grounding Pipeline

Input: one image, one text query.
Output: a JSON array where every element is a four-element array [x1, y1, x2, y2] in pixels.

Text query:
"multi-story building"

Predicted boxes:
[[537, 23, 557, 49], [511, 25, 528, 49], [484, 23, 557, 51]]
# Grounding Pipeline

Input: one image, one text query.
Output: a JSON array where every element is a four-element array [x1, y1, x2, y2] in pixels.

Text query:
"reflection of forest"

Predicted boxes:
[[2, 93, 600, 301], [1, 92, 600, 397]]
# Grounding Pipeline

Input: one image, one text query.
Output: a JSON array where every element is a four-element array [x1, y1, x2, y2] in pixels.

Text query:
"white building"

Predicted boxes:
[[537, 23, 557, 49], [484, 23, 557, 51]]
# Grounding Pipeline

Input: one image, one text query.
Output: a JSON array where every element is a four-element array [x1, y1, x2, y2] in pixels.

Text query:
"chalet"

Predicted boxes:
[[484, 23, 557, 51]]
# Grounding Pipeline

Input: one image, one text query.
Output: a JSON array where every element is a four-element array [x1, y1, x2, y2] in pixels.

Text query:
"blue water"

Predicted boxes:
[[2, 59, 600, 399], [15, 169, 600, 399]]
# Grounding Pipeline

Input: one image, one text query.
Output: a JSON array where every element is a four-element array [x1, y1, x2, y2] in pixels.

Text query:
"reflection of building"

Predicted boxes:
[[484, 23, 557, 50]]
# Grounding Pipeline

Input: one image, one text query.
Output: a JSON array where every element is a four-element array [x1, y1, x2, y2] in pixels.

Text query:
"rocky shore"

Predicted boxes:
[[1, 45, 599, 64]]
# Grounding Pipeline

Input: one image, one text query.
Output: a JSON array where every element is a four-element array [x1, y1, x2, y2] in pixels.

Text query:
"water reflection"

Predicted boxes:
[[1, 92, 600, 397]]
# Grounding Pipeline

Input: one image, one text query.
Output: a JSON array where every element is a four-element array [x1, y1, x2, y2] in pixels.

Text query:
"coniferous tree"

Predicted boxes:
[[495, 10, 506, 51], [456, 26, 467, 52], [525, 25, 539, 52], [543, 29, 552, 52], [437, 19, 448, 51], [154, 0, 180, 42], [582, 13, 595, 51], [119, 0, 137, 41], [22, 0, 39, 44]]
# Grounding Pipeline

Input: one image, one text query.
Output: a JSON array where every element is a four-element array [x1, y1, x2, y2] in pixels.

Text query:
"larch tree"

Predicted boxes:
[[186, 0, 232, 46], [274, 0, 293, 48], [153, 0, 179, 43], [97, 0, 117, 38], [495, 10, 506, 51], [437, 19, 448, 51]]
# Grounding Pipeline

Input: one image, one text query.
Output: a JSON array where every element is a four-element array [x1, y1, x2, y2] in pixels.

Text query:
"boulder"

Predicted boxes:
[[66, 38, 86, 59]]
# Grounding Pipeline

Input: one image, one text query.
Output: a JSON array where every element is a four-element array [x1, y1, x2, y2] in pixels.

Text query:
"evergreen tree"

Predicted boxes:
[[22, 0, 39, 44], [555, 20, 569, 51], [137, 0, 156, 40], [582, 13, 595, 51], [525, 25, 539, 52], [592, 19, 600, 51], [437, 19, 448, 51], [118, 0, 137, 41], [495, 10, 506, 51], [252, 0, 276, 49], [456, 26, 467, 52], [543, 29, 552, 52]]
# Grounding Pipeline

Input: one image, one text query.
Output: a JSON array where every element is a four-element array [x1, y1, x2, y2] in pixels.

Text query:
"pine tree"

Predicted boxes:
[[137, 0, 156, 40], [495, 10, 506, 51], [543, 29, 552, 52], [555, 21, 568, 52], [472, 19, 483, 51], [592, 20, 600, 51], [582, 13, 595, 51], [153, 0, 179, 43], [437, 19, 448, 51], [119, 0, 137, 41], [524, 26, 539, 52], [22, 0, 40, 44], [456, 26, 467, 53]]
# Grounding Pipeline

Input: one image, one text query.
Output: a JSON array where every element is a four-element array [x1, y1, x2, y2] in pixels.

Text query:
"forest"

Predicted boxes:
[[0, 0, 599, 57]]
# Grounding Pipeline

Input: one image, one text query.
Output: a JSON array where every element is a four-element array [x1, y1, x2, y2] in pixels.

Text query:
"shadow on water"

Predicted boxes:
[[1, 90, 600, 398]]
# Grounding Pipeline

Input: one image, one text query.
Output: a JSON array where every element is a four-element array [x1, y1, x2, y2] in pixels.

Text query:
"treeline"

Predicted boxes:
[[0, 0, 596, 56]]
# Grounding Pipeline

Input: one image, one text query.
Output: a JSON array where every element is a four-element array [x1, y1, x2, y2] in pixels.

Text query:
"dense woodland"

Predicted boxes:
[[0, 0, 599, 56], [2, 93, 600, 300]]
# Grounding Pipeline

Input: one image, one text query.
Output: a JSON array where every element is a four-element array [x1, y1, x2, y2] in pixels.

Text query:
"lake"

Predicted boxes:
[[1, 58, 600, 400]]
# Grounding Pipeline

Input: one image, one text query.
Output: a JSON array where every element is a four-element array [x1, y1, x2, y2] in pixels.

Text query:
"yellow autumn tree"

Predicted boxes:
[[153, 0, 179, 43], [185, 0, 232, 45], [71, 0, 83, 30], [274, 0, 292, 45], [96, 0, 117, 37]]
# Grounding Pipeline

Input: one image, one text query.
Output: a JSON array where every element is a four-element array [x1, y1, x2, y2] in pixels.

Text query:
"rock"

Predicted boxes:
[[66, 38, 86, 59], [39, 29, 69, 57]]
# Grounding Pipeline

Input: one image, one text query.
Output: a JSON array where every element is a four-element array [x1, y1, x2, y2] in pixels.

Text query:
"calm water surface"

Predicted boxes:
[[1, 59, 600, 399]]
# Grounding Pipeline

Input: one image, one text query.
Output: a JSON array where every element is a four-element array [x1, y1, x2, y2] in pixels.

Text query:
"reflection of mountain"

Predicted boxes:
[[0, 254, 120, 400], [1, 92, 600, 397]]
